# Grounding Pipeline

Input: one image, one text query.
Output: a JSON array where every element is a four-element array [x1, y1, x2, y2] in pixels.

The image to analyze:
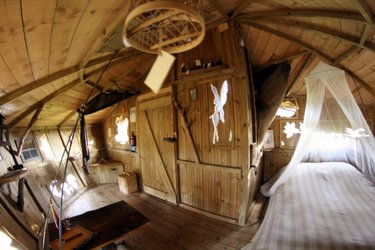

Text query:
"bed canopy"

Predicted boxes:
[[262, 61, 375, 197]]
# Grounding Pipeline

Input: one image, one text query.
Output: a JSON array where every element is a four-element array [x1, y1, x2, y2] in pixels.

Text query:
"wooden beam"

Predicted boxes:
[[257, 50, 310, 69], [84, 48, 141, 68], [239, 18, 375, 53], [335, 23, 371, 63], [173, 98, 200, 163], [11, 105, 44, 158], [241, 21, 375, 98], [0, 191, 39, 243], [176, 160, 240, 173], [334, 46, 362, 63], [7, 79, 80, 128], [24, 179, 47, 217], [235, 9, 366, 23], [208, 0, 230, 21], [206, 18, 227, 30], [172, 67, 235, 86], [80, 1, 132, 65], [360, 23, 372, 45], [108, 79, 122, 90], [86, 80, 103, 92], [286, 53, 314, 96], [231, 0, 255, 19], [353, 0, 373, 23], [106, 54, 154, 90], [0, 48, 141, 107], [58, 110, 77, 128], [7, 53, 136, 127]]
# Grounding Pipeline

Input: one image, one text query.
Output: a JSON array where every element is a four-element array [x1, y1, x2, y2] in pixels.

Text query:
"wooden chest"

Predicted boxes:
[[89, 161, 124, 184]]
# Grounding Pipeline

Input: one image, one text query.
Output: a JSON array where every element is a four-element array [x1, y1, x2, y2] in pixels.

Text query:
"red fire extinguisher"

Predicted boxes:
[[130, 131, 136, 146]]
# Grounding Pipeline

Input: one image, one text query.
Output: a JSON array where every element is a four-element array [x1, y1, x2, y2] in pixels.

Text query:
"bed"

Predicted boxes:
[[245, 162, 375, 250]]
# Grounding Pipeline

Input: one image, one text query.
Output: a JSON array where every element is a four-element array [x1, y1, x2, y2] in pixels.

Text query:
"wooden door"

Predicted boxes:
[[138, 91, 177, 204]]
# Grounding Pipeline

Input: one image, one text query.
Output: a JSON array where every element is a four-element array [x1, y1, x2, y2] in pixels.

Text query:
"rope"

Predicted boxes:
[[41, 116, 80, 250], [58, 117, 80, 250], [42, 49, 119, 250]]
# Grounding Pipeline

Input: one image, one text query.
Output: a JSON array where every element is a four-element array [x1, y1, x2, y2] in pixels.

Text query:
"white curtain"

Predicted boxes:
[[261, 62, 375, 196]]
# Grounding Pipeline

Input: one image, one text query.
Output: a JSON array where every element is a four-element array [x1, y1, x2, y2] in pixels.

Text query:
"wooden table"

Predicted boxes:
[[48, 200, 149, 249]]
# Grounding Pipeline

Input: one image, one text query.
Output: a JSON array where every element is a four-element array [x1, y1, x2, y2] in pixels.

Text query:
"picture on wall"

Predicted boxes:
[[263, 130, 275, 149]]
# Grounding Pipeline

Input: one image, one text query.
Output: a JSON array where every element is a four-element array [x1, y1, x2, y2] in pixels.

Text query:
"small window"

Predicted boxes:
[[15, 136, 40, 162]]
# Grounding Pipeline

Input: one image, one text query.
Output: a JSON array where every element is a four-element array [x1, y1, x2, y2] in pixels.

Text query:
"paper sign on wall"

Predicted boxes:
[[130, 107, 136, 122], [144, 50, 175, 93]]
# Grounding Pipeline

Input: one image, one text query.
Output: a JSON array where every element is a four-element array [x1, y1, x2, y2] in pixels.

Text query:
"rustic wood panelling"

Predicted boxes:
[[264, 96, 375, 181], [0, 126, 104, 241], [179, 163, 241, 219], [138, 91, 177, 204]]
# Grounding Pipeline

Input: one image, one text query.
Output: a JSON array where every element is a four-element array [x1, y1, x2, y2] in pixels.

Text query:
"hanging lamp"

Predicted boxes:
[[123, 0, 205, 54]]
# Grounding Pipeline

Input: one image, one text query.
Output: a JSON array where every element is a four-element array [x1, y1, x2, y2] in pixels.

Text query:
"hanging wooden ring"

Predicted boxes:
[[123, 1, 205, 54]]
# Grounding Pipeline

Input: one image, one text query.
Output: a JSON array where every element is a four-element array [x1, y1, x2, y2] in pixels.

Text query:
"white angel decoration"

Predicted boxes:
[[115, 116, 129, 144], [210, 80, 229, 144]]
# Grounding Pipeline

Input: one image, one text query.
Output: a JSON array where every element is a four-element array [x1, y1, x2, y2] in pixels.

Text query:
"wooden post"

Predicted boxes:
[[172, 98, 200, 163]]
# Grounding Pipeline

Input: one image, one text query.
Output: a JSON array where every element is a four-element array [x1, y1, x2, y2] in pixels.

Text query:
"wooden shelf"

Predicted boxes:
[[0, 169, 28, 184]]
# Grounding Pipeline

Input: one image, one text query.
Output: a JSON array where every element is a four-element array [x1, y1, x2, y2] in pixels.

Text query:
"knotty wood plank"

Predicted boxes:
[[22, 0, 56, 82], [0, 0, 35, 86], [235, 9, 366, 23], [140, 110, 177, 204], [63, 184, 260, 249], [63, 0, 125, 68]]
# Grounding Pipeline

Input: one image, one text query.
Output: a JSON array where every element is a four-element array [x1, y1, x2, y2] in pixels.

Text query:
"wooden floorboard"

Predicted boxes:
[[63, 184, 263, 249]]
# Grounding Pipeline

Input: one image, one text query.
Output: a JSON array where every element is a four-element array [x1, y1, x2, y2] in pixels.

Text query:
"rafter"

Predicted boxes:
[[206, 18, 227, 30], [334, 0, 373, 64], [353, 0, 373, 23], [334, 46, 362, 63], [58, 110, 77, 128], [7, 55, 128, 127], [235, 10, 366, 23], [86, 80, 104, 92], [231, 0, 255, 19], [0, 48, 141, 107], [208, 0, 230, 21], [238, 18, 375, 53], [258, 50, 310, 69], [11, 105, 43, 158], [106, 54, 154, 89], [286, 53, 314, 96], [241, 21, 375, 99], [9, 50, 150, 128], [80, 0, 132, 66]]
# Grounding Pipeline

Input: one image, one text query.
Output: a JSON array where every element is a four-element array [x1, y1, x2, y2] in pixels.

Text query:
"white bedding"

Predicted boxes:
[[245, 162, 375, 250]]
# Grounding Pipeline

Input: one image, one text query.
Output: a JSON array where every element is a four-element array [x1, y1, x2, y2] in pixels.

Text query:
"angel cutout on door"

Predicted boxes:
[[210, 80, 228, 144]]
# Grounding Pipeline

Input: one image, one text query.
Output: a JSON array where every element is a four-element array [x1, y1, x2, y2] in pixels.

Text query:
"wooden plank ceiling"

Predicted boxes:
[[0, 0, 375, 128]]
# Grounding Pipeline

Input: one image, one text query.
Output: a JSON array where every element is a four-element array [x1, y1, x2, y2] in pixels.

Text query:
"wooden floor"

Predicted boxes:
[[63, 184, 265, 250]]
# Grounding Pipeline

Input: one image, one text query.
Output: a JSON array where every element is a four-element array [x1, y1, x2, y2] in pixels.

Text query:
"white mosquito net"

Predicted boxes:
[[261, 61, 375, 196]]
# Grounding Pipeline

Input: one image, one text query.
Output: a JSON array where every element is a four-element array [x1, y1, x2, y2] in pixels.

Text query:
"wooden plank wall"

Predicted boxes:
[[0, 125, 104, 246], [102, 96, 141, 177], [175, 28, 255, 224], [264, 96, 375, 181], [100, 28, 257, 225]]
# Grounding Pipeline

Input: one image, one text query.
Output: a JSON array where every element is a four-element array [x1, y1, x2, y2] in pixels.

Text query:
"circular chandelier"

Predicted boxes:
[[123, 0, 205, 54]]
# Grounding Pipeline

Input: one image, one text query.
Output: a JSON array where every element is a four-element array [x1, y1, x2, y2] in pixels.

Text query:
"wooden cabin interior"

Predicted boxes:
[[1, 0, 375, 249]]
